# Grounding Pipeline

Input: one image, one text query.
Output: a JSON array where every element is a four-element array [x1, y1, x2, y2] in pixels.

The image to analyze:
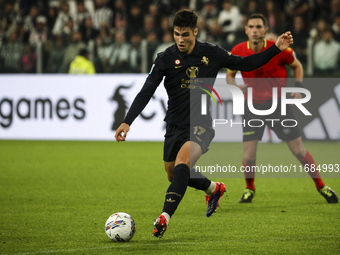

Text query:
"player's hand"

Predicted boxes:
[[290, 92, 302, 99], [275, 31, 293, 51], [115, 123, 130, 142]]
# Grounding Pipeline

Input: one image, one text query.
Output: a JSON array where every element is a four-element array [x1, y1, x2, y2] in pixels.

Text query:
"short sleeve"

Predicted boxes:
[[281, 47, 295, 65]]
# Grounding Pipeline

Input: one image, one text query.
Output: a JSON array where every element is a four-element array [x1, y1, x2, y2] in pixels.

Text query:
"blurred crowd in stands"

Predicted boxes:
[[0, 0, 339, 76]]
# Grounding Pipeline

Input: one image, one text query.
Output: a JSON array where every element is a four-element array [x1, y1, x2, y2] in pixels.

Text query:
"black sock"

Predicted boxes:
[[188, 168, 211, 191], [162, 164, 190, 217]]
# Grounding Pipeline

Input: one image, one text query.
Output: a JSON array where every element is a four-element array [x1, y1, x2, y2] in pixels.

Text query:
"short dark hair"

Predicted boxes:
[[79, 48, 89, 57], [173, 10, 198, 30], [247, 13, 268, 27], [323, 29, 334, 36]]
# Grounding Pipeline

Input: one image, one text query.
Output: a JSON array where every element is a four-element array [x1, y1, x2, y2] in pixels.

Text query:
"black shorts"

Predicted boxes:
[[163, 123, 215, 162], [243, 99, 301, 142]]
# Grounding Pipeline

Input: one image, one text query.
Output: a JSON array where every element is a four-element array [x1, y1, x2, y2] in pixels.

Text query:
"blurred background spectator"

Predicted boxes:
[[265, 32, 278, 41], [76, 1, 91, 28], [93, 0, 113, 30], [310, 18, 328, 43], [153, 31, 174, 61], [284, 0, 311, 30], [46, 36, 66, 73], [113, 0, 127, 31], [61, 31, 86, 72], [160, 16, 172, 39], [0, 32, 23, 73], [95, 32, 112, 73], [330, 0, 340, 23], [197, 17, 208, 41], [21, 44, 36, 73], [52, 1, 75, 36], [46, 7, 58, 33], [218, 0, 242, 34], [29, 15, 48, 48], [332, 14, 340, 42], [69, 48, 96, 74], [218, 0, 242, 46], [80, 16, 99, 44], [126, 4, 144, 40], [146, 30, 160, 70], [23, 5, 40, 36], [312, 0, 330, 23], [142, 15, 161, 39], [199, 0, 219, 28], [2, 2, 18, 34], [147, 3, 162, 32], [242, 0, 260, 17], [290, 15, 309, 65], [0, 0, 338, 76], [313, 29, 340, 76], [262, 0, 284, 34], [128, 33, 142, 73], [108, 30, 130, 73]]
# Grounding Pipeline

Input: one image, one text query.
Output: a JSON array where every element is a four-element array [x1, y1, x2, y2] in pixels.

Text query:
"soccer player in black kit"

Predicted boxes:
[[115, 10, 293, 239]]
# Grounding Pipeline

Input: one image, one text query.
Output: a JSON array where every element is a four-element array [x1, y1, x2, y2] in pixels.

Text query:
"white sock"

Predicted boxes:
[[205, 181, 217, 196], [161, 212, 170, 224]]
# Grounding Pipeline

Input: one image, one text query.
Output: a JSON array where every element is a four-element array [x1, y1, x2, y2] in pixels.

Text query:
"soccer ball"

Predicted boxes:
[[105, 212, 136, 242]]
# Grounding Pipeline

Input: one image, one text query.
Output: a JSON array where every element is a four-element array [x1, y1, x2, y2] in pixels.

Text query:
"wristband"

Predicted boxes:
[[294, 81, 303, 88]]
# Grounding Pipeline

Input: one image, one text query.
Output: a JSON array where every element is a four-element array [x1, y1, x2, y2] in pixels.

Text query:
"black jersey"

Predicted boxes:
[[123, 40, 281, 128]]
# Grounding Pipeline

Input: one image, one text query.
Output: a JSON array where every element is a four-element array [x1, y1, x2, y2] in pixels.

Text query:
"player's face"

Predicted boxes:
[[173, 26, 198, 54], [245, 18, 268, 43]]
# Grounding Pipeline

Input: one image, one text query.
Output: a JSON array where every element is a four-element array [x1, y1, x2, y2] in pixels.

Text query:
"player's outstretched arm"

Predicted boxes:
[[224, 33, 293, 72], [275, 31, 293, 51], [115, 123, 130, 142]]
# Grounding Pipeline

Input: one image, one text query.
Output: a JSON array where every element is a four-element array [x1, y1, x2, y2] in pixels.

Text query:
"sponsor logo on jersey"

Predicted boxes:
[[186, 66, 199, 78]]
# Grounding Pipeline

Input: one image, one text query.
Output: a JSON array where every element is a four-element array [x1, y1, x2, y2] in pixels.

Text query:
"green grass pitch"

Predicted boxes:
[[0, 140, 339, 254]]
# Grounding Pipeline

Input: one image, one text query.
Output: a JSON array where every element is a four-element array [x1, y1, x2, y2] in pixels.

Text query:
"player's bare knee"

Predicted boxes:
[[244, 159, 256, 165], [243, 155, 256, 165], [164, 161, 175, 182], [167, 173, 174, 182], [175, 158, 190, 168], [292, 147, 306, 159]]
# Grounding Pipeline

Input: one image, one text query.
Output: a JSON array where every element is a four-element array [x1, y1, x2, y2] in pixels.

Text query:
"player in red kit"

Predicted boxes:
[[227, 13, 338, 204]]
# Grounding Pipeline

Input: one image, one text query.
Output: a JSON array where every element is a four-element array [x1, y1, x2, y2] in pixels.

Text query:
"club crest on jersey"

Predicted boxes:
[[201, 56, 209, 66], [175, 59, 181, 65], [283, 128, 291, 135]]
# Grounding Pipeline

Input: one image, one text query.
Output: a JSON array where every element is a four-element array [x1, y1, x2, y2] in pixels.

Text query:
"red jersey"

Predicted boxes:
[[230, 40, 295, 103]]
